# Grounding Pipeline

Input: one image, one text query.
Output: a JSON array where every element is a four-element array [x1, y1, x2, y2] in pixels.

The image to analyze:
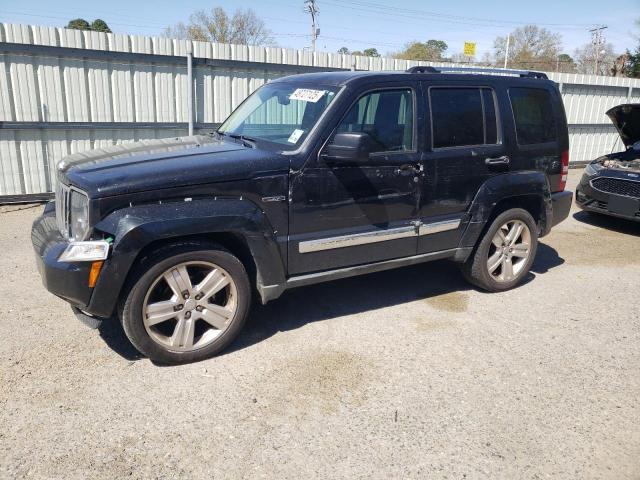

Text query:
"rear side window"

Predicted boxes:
[[509, 88, 557, 145], [430, 87, 499, 149]]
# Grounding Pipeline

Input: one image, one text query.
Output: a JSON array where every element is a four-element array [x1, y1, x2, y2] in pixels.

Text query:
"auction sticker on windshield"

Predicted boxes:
[[289, 88, 326, 103]]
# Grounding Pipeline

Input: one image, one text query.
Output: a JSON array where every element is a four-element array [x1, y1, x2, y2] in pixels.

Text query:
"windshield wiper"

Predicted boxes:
[[226, 133, 257, 148]]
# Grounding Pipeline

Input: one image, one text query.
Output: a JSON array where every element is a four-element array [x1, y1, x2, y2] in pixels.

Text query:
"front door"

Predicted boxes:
[[288, 86, 421, 275], [417, 84, 507, 254]]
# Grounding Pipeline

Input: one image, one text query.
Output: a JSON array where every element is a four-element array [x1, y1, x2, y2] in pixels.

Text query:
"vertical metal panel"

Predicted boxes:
[[37, 56, 66, 121], [62, 57, 90, 121], [0, 53, 16, 121], [86, 59, 112, 122], [0, 130, 22, 195], [16, 129, 48, 193], [9, 54, 40, 121]]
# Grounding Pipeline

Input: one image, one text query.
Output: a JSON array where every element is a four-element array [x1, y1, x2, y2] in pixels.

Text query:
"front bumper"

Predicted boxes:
[[575, 173, 640, 222], [32, 203, 94, 309]]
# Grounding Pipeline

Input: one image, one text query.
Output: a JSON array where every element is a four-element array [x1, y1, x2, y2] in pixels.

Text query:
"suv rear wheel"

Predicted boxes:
[[461, 208, 538, 292], [120, 242, 251, 364]]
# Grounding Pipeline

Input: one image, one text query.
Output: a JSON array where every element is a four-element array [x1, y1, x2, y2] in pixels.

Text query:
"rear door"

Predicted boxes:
[[417, 83, 507, 254]]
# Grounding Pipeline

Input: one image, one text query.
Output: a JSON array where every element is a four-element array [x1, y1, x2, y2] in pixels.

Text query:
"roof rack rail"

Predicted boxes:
[[405, 65, 548, 79]]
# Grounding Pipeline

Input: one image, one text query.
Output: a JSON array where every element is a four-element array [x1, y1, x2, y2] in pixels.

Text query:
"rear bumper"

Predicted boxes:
[[550, 190, 573, 228], [32, 203, 99, 312]]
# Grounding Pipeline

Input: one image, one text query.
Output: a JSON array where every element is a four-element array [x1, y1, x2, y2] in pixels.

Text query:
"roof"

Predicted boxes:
[[271, 69, 554, 87]]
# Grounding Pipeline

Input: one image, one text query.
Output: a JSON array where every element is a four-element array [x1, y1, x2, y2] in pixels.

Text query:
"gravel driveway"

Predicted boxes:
[[1, 173, 639, 479]]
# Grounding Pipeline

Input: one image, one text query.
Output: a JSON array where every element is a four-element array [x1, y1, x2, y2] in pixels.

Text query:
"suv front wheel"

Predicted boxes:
[[461, 208, 538, 292], [120, 242, 251, 364]]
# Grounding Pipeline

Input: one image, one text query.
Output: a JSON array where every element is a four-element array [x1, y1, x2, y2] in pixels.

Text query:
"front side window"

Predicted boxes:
[[332, 88, 414, 153], [218, 83, 339, 149], [430, 87, 499, 149], [509, 87, 557, 145]]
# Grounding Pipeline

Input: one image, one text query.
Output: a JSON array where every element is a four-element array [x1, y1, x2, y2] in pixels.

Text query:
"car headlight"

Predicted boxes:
[[69, 190, 90, 240], [584, 162, 603, 176]]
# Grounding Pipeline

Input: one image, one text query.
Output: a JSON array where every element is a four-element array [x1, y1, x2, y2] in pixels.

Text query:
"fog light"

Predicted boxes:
[[59, 241, 110, 262]]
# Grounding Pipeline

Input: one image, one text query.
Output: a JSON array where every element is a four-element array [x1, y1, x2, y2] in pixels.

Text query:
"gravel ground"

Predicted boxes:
[[1, 172, 639, 480]]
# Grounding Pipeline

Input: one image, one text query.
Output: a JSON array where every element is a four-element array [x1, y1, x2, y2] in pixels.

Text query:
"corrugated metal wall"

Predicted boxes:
[[2, 22, 640, 197]]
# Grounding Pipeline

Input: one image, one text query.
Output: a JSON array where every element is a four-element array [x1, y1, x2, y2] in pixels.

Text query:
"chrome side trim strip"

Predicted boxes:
[[418, 219, 461, 236], [298, 226, 415, 253]]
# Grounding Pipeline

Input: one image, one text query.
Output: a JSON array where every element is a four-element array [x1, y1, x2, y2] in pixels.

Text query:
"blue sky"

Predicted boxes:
[[1, 0, 638, 58]]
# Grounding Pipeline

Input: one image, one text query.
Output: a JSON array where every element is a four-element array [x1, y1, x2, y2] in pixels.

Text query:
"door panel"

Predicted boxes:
[[418, 84, 507, 254], [288, 86, 421, 275]]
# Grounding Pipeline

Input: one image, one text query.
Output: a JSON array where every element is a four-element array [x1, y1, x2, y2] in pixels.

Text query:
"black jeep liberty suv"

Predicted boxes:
[[32, 66, 573, 364]]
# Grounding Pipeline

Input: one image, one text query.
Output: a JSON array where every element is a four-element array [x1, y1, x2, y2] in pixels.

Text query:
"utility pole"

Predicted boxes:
[[589, 25, 607, 75], [503, 34, 510, 69], [304, 0, 319, 52]]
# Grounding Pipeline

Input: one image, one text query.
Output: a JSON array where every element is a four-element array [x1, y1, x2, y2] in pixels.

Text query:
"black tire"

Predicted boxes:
[[461, 208, 538, 292], [119, 241, 251, 364]]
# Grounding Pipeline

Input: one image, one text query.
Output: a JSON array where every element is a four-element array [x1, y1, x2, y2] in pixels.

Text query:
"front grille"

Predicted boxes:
[[55, 181, 70, 239], [591, 177, 640, 198]]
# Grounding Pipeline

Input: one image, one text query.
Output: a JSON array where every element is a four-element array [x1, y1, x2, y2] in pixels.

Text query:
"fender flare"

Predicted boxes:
[[458, 171, 552, 251], [86, 198, 286, 317]]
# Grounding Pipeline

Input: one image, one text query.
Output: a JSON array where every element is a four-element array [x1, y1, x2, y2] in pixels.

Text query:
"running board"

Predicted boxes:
[[286, 248, 461, 289], [257, 247, 472, 304]]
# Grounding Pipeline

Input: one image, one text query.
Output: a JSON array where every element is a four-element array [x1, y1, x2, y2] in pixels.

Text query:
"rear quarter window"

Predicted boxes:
[[509, 87, 557, 145]]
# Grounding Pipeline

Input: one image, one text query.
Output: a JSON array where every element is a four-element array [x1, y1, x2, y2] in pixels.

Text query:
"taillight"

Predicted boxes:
[[559, 150, 569, 191]]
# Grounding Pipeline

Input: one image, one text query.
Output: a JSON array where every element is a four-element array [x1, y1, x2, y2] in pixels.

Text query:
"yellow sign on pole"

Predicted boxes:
[[463, 42, 476, 57]]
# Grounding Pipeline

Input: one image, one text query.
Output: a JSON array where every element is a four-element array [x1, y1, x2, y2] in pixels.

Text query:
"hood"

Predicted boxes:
[[60, 135, 289, 197], [606, 104, 640, 148]]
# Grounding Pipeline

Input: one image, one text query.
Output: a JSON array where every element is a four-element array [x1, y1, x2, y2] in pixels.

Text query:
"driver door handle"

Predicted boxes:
[[485, 155, 510, 166], [396, 163, 423, 175]]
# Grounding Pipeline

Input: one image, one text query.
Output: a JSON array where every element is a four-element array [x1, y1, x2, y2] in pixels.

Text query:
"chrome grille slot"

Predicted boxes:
[[55, 181, 70, 239]]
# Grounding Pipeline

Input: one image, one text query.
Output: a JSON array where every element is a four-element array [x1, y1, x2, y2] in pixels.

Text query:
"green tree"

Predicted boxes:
[[627, 19, 640, 78], [66, 18, 112, 33], [363, 48, 380, 57], [337, 46, 350, 54], [67, 19, 91, 31], [90, 19, 111, 33], [557, 53, 577, 73], [394, 39, 448, 61], [163, 6, 273, 46]]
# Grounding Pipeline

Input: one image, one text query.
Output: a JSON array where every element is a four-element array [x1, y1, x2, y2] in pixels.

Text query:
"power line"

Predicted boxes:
[[321, 0, 594, 29]]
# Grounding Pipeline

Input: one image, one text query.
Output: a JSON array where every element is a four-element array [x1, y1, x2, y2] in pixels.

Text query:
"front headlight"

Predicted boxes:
[[69, 190, 90, 240], [584, 162, 603, 176]]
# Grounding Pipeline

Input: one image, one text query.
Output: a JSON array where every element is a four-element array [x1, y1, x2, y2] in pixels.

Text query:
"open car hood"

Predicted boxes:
[[606, 104, 640, 148]]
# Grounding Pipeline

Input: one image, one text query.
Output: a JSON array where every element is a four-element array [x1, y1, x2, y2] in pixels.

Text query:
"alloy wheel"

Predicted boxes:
[[142, 261, 238, 352], [487, 220, 531, 283]]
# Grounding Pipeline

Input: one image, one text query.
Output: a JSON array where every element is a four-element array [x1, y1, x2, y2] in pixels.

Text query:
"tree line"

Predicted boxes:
[[342, 24, 639, 77], [65, 10, 640, 78]]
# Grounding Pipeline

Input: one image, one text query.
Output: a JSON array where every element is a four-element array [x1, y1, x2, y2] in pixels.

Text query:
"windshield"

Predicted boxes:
[[218, 83, 340, 149]]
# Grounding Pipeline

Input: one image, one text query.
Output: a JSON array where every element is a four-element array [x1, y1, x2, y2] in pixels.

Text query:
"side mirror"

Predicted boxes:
[[322, 132, 375, 163]]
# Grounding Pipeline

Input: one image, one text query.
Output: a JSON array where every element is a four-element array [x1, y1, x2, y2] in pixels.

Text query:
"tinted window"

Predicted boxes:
[[334, 89, 414, 153], [430, 88, 498, 149], [482, 89, 498, 144], [509, 88, 557, 145]]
